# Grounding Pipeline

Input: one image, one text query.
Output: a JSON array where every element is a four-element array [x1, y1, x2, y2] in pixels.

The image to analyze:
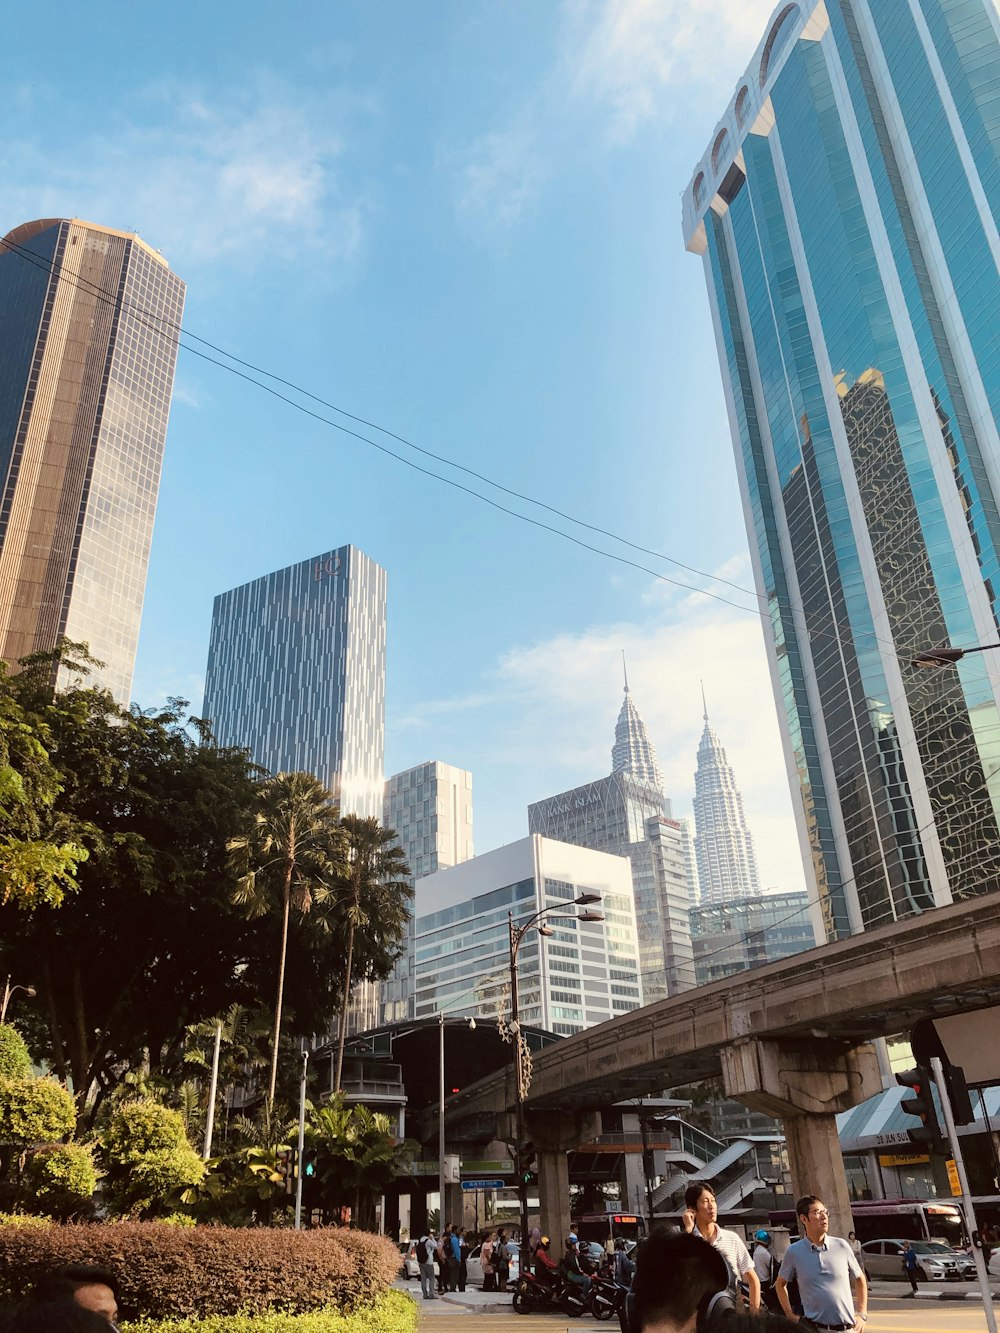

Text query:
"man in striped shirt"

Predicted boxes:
[[681, 1182, 761, 1315]]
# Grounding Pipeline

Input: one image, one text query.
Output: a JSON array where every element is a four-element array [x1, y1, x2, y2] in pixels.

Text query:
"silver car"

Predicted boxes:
[[466, 1240, 520, 1288], [860, 1239, 966, 1282]]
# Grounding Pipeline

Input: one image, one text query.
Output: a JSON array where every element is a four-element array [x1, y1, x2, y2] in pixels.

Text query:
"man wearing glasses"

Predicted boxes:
[[775, 1197, 868, 1331]]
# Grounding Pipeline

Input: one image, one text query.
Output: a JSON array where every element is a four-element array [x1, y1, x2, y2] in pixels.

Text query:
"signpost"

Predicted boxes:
[[461, 1179, 506, 1191]]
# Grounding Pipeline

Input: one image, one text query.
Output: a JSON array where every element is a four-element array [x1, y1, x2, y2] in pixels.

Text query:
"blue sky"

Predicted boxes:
[[2, 0, 805, 891]]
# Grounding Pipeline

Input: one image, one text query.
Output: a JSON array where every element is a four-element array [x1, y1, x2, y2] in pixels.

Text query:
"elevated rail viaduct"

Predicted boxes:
[[442, 892, 1000, 1241]]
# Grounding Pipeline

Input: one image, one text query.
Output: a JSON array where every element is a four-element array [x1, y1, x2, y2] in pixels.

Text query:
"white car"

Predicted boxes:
[[860, 1239, 969, 1282], [989, 1248, 1000, 1279], [398, 1239, 439, 1280], [466, 1240, 520, 1288]]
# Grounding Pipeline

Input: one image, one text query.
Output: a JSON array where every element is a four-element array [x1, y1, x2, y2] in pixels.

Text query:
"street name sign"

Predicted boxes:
[[462, 1179, 506, 1191]]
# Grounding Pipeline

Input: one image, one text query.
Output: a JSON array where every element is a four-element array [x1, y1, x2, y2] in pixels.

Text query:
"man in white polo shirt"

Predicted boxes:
[[680, 1181, 760, 1314], [775, 1195, 868, 1331]]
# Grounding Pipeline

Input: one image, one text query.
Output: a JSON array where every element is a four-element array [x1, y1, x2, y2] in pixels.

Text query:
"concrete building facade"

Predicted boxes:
[[684, 0, 1000, 941], [0, 218, 185, 703], [528, 684, 696, 1001], [412, 835, 641, 1036], [202, 544, 386, 818]]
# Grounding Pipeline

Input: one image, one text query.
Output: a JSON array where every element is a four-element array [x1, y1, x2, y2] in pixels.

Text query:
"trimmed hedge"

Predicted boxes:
[[121, 1289, 418, 1333], [0, 1223, 400, 1320]]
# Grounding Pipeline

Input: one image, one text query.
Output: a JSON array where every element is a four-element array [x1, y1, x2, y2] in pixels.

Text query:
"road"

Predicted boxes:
[[415, 1289, 997, 1333]]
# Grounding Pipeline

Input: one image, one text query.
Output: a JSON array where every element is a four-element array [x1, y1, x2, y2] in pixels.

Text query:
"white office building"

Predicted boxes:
[[413, 835, 642, 1037]]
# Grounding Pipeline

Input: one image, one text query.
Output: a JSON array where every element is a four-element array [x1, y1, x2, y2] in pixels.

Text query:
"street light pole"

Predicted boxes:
[[507, 894, 603, 1247], [911, 641, 1000, 669], [439, 1011, 445, 1232], [202, 1021, 223, 1160], [0, 977, 37, 1025]]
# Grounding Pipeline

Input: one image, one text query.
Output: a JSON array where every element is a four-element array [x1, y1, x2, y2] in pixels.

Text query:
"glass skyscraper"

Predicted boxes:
[[684, 0, 1000, 941], [0, 218, 185, 703], [202, 545, 386, 817], [379, 760, 475, 1025]]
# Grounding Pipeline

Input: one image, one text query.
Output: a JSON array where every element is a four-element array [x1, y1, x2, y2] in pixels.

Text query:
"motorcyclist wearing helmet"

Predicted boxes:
[[535, 1235, 559, 1286], [752, 1229, 781, 1313], [561, 1234, 592, 1298], [613, 1236, 636, 1287]]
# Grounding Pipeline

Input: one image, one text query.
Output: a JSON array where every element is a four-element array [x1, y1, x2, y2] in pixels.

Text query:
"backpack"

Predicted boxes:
[[494, 1240, 510, 1265], [421, 1236, 435, 1264]]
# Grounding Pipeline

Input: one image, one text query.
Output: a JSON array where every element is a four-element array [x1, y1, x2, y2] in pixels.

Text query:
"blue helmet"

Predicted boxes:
[[755, 1230, 772, 1244]]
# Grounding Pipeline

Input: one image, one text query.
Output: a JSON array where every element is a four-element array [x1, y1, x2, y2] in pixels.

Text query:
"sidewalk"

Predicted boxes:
[[394, 1279, 514, 1313]]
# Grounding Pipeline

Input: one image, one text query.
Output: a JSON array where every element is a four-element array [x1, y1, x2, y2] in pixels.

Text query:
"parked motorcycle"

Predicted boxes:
[[512, 1270, 620, 1319]]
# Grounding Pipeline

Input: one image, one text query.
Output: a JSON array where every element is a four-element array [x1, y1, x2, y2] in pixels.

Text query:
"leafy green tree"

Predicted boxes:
[[0, 650, 91, 911], [0, 1078, 76, 1145], [0, 648, 265, 1106], [99, 1100, 205, 1218], [329, 817, 411, 1092], [22, 1142, 96, 1218], [183, 1005, 272, 1153], [0, 1025, 31, 1080], [228, 772, 347, 1104], [306, 1095, 415, 1230]]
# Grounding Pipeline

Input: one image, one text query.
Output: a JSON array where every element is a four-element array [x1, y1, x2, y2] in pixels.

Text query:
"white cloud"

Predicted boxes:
[[390, 583, 807, 894], [450, 118, 545, 230], [1, 79, 369, 274], [562, 0, 776, 141], [447, 0, 776, 228]]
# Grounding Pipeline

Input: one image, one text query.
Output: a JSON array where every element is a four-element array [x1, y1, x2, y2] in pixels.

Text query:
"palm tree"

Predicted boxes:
[[228, 772, 346, 1104], [331, 816, 412, 1092]]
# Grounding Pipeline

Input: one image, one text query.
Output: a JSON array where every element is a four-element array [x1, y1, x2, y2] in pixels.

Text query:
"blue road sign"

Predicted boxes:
[[461, 1178, 506, 1191]]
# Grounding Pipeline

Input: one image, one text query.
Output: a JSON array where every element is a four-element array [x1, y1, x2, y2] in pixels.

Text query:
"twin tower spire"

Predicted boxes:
[[611, 656, 760, 904]]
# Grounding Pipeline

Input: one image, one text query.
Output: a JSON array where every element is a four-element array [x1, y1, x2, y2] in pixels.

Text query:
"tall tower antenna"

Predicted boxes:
[[623, 650, 629, 693], [701, 679, 708, 722]]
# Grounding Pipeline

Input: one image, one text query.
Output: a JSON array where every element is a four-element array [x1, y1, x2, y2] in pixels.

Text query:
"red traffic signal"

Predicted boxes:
[[896, 1067, 942, 1147]]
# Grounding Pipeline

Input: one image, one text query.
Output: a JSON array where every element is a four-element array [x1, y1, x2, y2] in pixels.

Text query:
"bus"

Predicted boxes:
[[572, 1212, 647, 1248], [770, 1199, 966, 1247]]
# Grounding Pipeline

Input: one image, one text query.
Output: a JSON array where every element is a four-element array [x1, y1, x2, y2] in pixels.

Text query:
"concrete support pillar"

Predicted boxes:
[[528, 1109, 601, 1249], [443, 1180, 464, 1232], [538, 1146, 571, 1247], [783, 1112, 854, 1241], [721, 1037, 882, 1241], [622, 1150, 648, 1222]]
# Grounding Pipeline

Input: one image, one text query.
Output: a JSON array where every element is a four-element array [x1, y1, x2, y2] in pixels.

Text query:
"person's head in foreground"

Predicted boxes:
[[31, 1267, 120, 1328]]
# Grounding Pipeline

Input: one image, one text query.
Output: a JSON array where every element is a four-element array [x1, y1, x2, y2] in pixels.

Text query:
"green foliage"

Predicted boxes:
[[120, 1289, 418, 1333], [327, 816, 411, 1092], [0, 1213, 50, 1228], [0, 835, 89, 910], [0, 1025, 32, 1079], [229, 771, 347, 1102], [22, 1142, 96, 1217], [100, 1101, 206, 1218], [305, 1096, 415, 1231], [0, 1221, 401, 1319], [0, 1077, 76, 1143]]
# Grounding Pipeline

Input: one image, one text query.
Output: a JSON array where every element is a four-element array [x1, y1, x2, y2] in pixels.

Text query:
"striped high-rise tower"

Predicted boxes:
[[693, 694, 761, 905]]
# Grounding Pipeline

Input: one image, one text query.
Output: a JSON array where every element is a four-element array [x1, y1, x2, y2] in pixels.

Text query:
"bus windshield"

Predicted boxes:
[[573, 1213, 646, 1246]]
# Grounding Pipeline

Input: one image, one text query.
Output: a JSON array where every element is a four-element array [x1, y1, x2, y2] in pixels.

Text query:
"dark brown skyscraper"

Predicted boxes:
[[0, 218, 185, 702]]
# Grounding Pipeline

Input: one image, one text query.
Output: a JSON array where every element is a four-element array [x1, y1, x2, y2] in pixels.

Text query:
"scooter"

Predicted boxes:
[[512, 1271, 589, 1316]]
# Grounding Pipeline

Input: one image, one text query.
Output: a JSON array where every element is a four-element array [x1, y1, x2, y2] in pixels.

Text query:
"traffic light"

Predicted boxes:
[[896, 1067, 942, 1148], [303, 1148, 318, 1178], [517, 1146, 537, 1186], [942, 1063, 975, 1126], [277, 1148, 294, 1194]]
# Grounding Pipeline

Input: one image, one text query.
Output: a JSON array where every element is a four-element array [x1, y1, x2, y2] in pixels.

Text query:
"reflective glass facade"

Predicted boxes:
[[690, 890, 818, 986], [0, 218, 185, 703], [380, 760, 475, 1025], [684, 0, 1000, 939], [202, 545, 386, 817], [413, 836, 641, 1037]]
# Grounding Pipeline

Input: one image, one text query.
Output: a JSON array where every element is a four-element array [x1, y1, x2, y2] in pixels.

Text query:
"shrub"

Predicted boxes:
[[0, 1025, 32, 1079], [0, 1077, 76, 1143], [23, 1142, 97, 1217], [0, 1213, 50, 1228], [0, 1222, 401, 1320], [100, 1101, 205, 1217], [121, 1289, 418, 1333]]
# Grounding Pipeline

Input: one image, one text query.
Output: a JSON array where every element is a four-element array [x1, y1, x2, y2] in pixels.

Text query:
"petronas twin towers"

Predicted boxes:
[[693, 696, 761, 905]]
